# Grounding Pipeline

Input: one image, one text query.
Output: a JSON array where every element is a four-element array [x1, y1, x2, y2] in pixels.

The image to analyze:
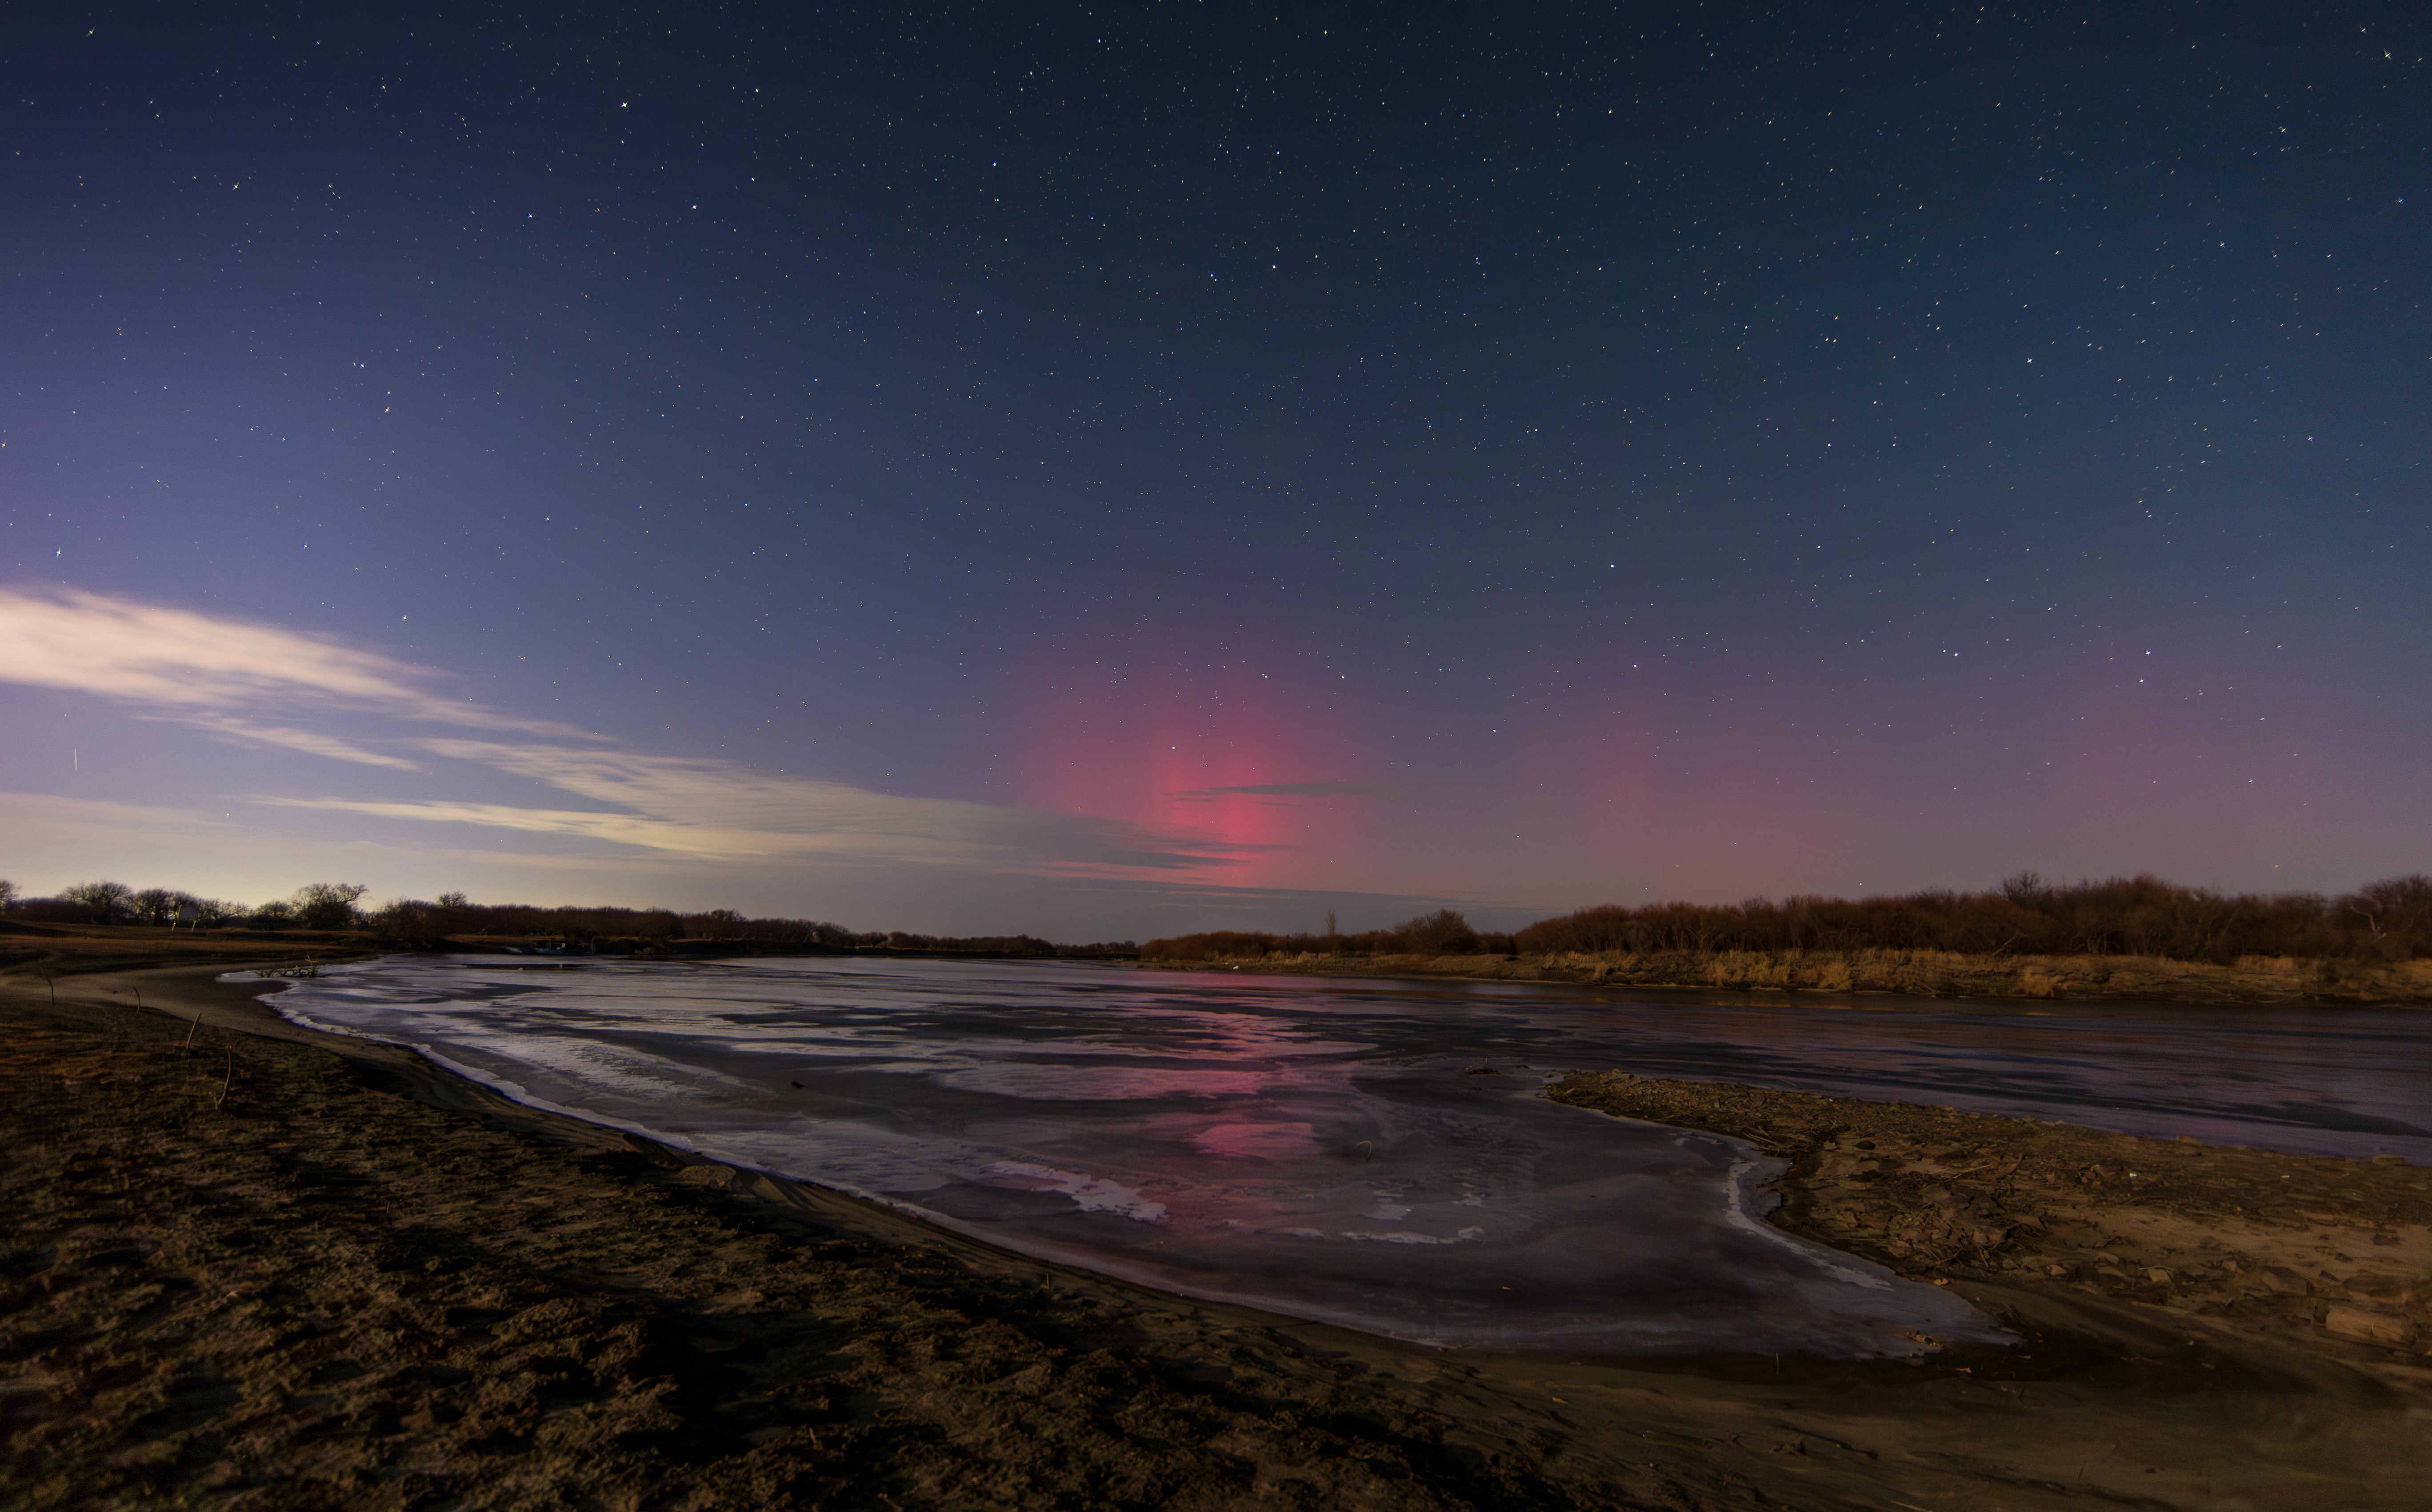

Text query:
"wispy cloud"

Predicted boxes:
[[374, 740, 1235, 870], [175, 714, 427, 772], [256, 779, 1231, 872], [248, 796, 779, 858], [0, 585, 592, 738], [0, 584, 1244, 878]]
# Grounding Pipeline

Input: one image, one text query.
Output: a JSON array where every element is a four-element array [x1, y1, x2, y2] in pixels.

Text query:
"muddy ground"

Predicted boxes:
[[3, 962, 2428, 1510]]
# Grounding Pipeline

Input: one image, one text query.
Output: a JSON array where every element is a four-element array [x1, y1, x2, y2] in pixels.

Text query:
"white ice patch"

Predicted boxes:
[[1723, 1154, 1892, 1290], [984, 1161, 1168, 1222], [1338, 1227, 1485, 1245], [451, 1032, 761, 1102]]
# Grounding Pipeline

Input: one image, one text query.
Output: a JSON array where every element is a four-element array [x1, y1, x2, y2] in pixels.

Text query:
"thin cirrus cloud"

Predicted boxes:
[[178, 714, 428, 773], [259, 747, 1239, 872], [0, 585, 590, 738], [0, 584, 1240, 877]]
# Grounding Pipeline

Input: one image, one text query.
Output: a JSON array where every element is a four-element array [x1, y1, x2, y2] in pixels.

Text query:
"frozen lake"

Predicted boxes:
[[249, 955, 2431, 1356]]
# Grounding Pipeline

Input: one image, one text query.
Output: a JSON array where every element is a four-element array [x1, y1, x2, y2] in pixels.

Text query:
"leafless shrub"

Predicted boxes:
[[1508, 875, 2419, 963]]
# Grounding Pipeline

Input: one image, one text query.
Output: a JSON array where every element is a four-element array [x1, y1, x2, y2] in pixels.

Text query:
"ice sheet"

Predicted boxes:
[[248, 954, 2424, 1355]]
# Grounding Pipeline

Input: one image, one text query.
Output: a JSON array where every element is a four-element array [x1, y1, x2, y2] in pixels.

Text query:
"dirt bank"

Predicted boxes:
[[4, 960, 2427, 1509], [0, 921, 358, 981]]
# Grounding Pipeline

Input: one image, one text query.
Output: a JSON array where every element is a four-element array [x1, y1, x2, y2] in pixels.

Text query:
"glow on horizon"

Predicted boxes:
[[1015, 650, 1379, 890]]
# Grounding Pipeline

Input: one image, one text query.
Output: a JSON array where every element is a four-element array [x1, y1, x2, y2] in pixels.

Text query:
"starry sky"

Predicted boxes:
[[2, 3, 2426, 936]]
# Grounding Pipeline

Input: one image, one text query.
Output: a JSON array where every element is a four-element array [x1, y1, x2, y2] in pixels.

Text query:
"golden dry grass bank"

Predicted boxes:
[[1146, 946, 2432, 1005]]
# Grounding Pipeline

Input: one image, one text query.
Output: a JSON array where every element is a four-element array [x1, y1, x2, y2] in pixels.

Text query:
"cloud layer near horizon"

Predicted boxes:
[[0, 585, 1240, 880]]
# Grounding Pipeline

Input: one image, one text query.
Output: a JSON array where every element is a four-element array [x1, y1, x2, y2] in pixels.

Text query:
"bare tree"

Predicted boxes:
[[132, 887, 178, 926], [169, 896, 240, 928], [62, 880, 134, 924], [1998, 871, 2053, 908], [2341, 875, 2432, 956], [0, 879, 18, 913], [292, 882, 370, 930], [1390, 908, 1480, 957]]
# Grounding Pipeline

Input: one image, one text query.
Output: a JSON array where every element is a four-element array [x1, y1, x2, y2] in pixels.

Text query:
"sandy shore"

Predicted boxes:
[[4, 957, 2427, 1509]]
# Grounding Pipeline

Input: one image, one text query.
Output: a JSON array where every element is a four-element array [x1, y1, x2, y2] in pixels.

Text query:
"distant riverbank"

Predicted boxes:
[[1140, 945, 2432, 1005], [12, 919, 2425, 1008], [0, 919, 1132, 979]]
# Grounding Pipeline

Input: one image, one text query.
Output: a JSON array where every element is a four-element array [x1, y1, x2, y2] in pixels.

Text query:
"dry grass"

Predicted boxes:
[[1551, 1069, 2432, 1372], [1146, 947, 2432, 1005]]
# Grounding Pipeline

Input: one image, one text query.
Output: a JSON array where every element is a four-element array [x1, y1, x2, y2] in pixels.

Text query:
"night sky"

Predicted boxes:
[[3, 4, 2426, 936]]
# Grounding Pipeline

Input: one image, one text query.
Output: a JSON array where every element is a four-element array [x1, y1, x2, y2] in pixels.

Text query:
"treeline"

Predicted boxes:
[[3, 880, 369, 931], [1141, 908, 1519, 963], [368, 896, 1135, 957], [0, 881, 1136, 959], [16, 872, 2428, 967], [1141, 874, 2432, 966]]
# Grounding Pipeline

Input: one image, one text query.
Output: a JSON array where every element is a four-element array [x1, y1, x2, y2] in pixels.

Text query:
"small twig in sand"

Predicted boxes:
[[182, 1008, 203, 1053], [214, 1042, 236, 1111]]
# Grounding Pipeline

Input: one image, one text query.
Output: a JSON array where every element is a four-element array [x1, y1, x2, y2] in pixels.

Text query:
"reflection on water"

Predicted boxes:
[[252, 956, 2429, 1355]]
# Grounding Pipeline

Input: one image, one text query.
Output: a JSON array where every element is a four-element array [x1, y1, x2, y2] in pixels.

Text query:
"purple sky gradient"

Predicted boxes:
[[2, 4, 2425, 935]]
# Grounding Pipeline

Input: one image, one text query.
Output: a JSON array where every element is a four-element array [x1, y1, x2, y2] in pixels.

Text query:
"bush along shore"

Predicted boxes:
[[0, 923, 1139, 992], [0, 886, 1140, 969], [1142, 944, 2432, 1005], [1139, 873, 2432, 1005], [0, 880, 1137, 960], [10, 870, 2430, 1004]]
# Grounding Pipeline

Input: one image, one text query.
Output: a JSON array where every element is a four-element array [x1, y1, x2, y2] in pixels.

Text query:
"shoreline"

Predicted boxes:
[[24, 918, 2432, 1008], [19, 918, 2429, 1009], [5, 956, 2428, 1508], [1139, 945, 2432, 1006]]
